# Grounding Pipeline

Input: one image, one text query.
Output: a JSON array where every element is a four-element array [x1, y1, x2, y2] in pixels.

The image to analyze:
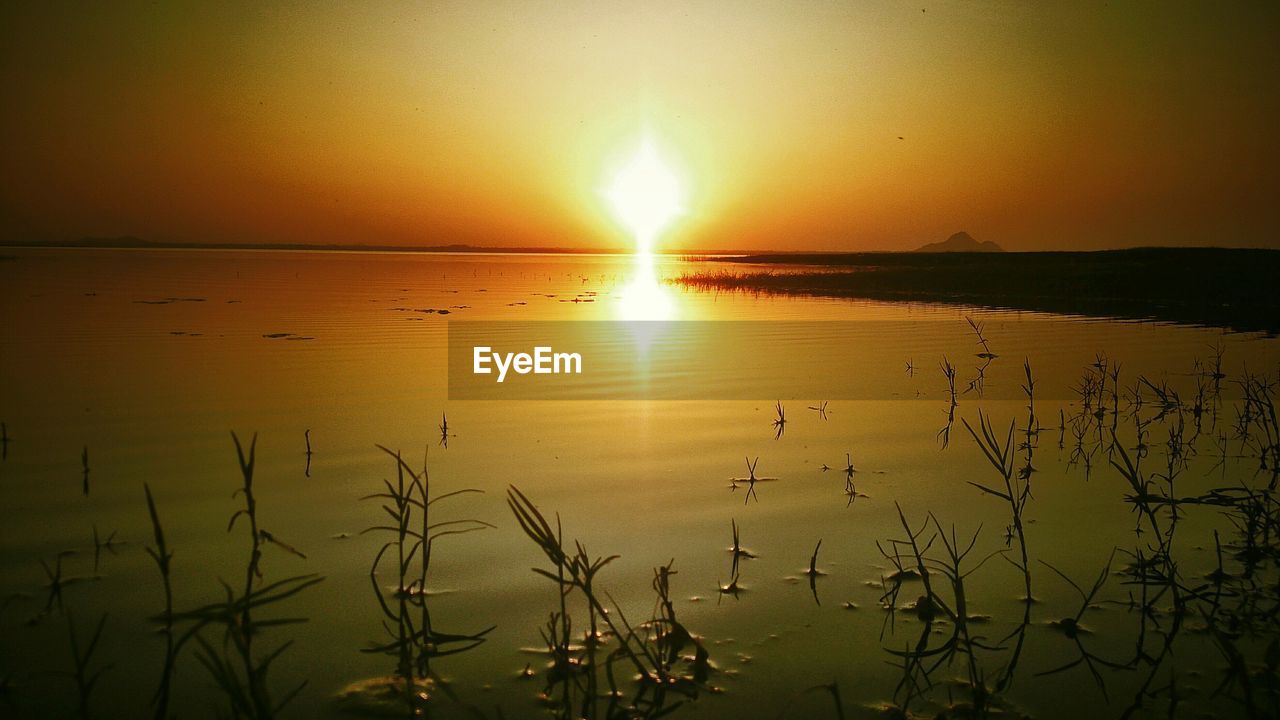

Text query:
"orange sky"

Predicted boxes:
[[2, 2, 1278, 252]]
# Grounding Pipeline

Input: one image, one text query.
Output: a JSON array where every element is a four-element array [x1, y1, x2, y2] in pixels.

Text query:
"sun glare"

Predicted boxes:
[[606, 135, 684, 321], [606, 139, 683, 254]]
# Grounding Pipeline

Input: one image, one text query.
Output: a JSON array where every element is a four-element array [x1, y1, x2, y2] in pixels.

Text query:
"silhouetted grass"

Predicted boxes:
[[61, 611, 110, 720], [358, 443, 494, 711], [142, 483, 174, 720], [156, 432, 323, 720], [507, 484, 711, 707], [675, 248, 1280, 333]]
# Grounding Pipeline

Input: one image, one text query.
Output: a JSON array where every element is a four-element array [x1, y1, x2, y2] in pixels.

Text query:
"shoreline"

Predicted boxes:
[[677, 248, 1280, 334]]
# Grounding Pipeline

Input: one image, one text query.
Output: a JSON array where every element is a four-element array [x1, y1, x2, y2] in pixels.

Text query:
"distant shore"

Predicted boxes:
[[678, 247, 1280, 334], [0, 237, 635, 255], [8, 240, 1277, 333]]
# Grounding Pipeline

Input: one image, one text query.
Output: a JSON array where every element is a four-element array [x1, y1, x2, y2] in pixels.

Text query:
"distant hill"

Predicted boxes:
[[914, 231, 1003, 253]]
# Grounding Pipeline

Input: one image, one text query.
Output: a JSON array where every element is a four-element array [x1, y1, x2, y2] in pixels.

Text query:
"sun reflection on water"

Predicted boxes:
[[617, 251, 676, 322]]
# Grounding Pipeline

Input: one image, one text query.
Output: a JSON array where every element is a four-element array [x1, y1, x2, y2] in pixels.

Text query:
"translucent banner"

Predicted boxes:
[[447, 320, 1274, 401]]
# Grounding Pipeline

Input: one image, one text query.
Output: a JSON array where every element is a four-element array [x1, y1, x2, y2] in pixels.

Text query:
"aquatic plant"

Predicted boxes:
[[61, 611, 110, 720], [507, 484, 710, 718], [358, 444, 494, 710], [142, 484, 175, 720], [160, 432, 323, 720]]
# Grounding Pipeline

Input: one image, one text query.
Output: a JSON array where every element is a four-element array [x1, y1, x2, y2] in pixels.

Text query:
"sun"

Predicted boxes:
[[605, 138, 683, 254]]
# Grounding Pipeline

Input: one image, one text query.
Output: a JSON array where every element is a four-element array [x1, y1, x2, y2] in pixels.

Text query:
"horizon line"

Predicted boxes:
[[3, 237, 1278, 256]]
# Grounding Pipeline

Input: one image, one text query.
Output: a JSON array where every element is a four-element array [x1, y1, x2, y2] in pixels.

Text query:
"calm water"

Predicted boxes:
[[1, 248, 1277, 719]]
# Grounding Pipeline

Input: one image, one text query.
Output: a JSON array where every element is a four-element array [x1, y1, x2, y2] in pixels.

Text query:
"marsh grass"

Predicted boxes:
[[142, 483, 175, 720], [90, 525, 119, 575], [876, 504, 1007, 716], [438, 413, 453, 448], [721, 519, 754, 598], [303, 429, 312, 478], [962, 316, 997, 397], [61, 612, 110, 720], [730, 457, 777, 505], [840, 452, 866, 506], [958, 361, 1038, 697], [940, 357, 958, 408], [806, 539, 824, 606], [1032, 352, 1280, 717], [507, 485, 711, 718], [5, 320, 1280, 719], [1036, 552, 1125, 699], [40, 556, 64, 615], [357, 444, 494, 711], [157, 432, 324, 720]]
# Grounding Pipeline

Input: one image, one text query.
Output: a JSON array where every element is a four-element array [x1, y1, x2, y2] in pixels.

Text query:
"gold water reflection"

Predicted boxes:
[[616, 251, 679, 322]]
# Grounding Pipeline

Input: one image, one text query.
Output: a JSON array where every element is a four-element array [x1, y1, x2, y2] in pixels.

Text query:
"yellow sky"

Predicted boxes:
[[2, 2, 1277, 251]]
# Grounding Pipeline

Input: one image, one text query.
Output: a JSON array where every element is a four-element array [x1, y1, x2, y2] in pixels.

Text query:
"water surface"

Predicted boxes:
[[1, 248, 1277, 719]]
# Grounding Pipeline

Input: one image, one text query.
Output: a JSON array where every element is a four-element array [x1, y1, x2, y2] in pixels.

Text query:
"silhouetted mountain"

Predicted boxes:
[[914, 231, 1003, 253]]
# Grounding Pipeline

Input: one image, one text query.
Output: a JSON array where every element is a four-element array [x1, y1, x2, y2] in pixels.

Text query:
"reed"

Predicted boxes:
[[1037, 553, 1125, 699], [38, 554, 67, 617], [142, 483, 175, 720], [959, 362, 1039, 694], [302, 429, 312, 478], [730, 456, 777, 504], [807, 400, 829, 420], [359, 443, 494, 709], [940, 356, 958, 407], [877, 504, 1006, 716], [62, 611, 110, 720], [438, 413, 452, 448], [508, 486, 710, 720], [963, 316, 997, 397], [158, 432, 323, 720], [90, 525, 118, 575], [507, 485, 710, 692]]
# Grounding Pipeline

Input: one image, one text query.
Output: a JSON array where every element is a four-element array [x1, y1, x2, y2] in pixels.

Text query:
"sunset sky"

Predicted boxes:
[[2, 2, 1277, 252]]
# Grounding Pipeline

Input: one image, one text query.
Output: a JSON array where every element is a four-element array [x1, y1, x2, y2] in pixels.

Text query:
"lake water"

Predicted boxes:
[[1, 248, 1277, 719]]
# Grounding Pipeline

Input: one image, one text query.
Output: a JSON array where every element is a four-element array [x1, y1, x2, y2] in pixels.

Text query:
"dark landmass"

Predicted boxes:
[[0, 236, 632, 255], [677, 247, 1280, 334], [914, 231, 1004, 253]]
